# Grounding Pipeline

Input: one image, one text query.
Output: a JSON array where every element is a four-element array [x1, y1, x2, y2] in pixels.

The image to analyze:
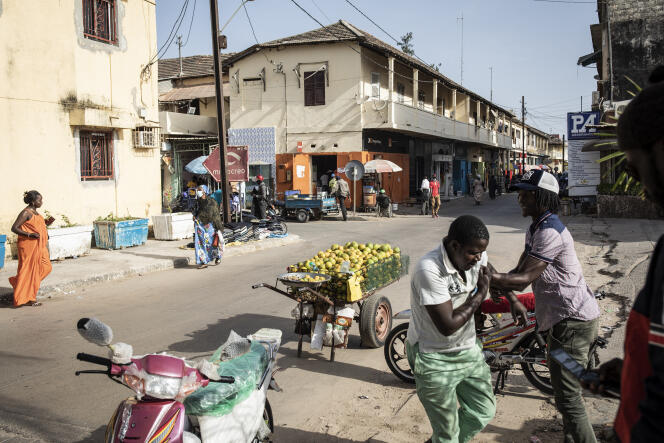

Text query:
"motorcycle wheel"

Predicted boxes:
[[252, 399, 274, 443], [520, 333, 554, 395], [384, 322, 415, 384], [278, 221, 288, 234]]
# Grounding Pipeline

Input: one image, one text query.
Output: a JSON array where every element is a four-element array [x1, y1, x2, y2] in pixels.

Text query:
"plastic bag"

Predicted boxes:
[[184, 337, 268, 417]]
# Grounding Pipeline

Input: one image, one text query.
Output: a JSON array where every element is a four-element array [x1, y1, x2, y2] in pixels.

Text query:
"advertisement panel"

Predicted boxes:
[[567, 111, 601, 196], [203, 146, 249, 182]]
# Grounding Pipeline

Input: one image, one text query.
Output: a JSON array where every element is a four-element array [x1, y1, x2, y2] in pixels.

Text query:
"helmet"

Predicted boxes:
[[380, 189, 385, 194], [257, 175, 263, 181], [331, 173, 335, 178]]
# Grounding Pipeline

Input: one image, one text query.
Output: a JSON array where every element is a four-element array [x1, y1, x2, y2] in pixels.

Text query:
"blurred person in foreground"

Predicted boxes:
[[585, 66, 664, 443]]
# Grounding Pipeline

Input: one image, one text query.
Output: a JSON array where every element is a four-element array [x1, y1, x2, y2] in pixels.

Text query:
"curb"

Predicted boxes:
[[0, 234, 302, 303]]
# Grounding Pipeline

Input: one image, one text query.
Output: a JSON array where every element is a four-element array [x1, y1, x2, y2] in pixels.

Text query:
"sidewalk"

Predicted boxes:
[[0, 234, 302, 302]]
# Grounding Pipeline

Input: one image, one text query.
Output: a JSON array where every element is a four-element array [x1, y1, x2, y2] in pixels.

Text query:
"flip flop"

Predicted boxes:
[[198, 264, 208, 269], [26, 301, 42, 307]]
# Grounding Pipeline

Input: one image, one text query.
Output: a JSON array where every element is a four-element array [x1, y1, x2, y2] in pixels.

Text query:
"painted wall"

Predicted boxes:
[[229, 42, 363, 155], [0, 0, 160, 256]]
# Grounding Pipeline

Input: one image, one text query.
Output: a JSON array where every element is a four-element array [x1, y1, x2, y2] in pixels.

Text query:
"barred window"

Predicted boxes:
[[80, 131, 114, 180], [83, 0, 118, 45], [304, 71, 325, 106]]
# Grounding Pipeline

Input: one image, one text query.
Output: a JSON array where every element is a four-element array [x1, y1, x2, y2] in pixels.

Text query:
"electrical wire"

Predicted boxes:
[[242, 2, 275, 65], [155, 0, 190, 61], [183, 0, 197, 47], [310, 0, 332, 24], [343, 0, 431, 66]]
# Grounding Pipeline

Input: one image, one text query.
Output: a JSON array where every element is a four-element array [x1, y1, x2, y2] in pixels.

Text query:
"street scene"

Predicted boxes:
[[2, 1, 664, 442]]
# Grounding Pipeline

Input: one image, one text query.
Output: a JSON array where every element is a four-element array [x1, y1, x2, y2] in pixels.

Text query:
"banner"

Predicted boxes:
[[567, 112, 601, 197], [203, 146, 249, 182]]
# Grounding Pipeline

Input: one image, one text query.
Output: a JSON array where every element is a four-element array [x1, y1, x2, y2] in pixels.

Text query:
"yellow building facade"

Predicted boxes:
[[0, 0, 161, 258]]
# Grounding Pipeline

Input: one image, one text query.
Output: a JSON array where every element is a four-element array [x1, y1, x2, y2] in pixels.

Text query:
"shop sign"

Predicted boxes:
[[203, 145, 249, 182]]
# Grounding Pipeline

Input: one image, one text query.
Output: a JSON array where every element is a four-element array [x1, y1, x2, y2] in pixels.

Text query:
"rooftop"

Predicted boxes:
[[158, 54, 235, 81]]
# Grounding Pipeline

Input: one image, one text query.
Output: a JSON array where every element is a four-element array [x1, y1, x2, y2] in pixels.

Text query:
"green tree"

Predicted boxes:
[[398, 32, 414, 55]]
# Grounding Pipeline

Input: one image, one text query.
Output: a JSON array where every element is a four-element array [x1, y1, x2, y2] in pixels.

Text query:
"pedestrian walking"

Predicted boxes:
[[472, 175, 484, 205], [406, 215, 497, 443], [584, 66, 664, 442], [330, 174, 350, 221], [193, 186, 224, 269], [488, 175, 497, 200], [421, 176, 430, 215], [430, 175, 441, 218], [490, 169, 600, 443], [9, 190, 54, 307], [251, 175, 269, 220]]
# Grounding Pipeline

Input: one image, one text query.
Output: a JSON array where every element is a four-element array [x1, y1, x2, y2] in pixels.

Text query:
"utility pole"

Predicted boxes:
[[457, 13, 464, 85], [521, 96, 525, 175], [489, 67, 493, 102], [562, 134, 566, 173], [209, 0, 231, 221], [177, 35, 183, 77]]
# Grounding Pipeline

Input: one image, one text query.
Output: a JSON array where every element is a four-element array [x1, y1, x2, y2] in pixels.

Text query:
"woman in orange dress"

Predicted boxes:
[[9, 191, 53, 307]]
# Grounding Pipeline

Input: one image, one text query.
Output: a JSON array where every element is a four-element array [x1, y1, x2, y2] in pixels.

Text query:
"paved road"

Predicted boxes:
[[0, 195, 649, 442]]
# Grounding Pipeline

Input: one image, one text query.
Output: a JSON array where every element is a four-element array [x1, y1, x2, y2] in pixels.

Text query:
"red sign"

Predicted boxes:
[[203, 146, 249, 182]]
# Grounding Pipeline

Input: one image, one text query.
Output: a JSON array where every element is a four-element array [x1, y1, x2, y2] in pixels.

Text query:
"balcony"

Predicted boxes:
[[159, 111, 217, 136], [362, 101, 512, 150]]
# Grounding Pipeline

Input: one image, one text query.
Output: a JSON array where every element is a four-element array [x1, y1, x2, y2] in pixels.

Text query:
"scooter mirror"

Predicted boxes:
[[77, 317, 113, 346]]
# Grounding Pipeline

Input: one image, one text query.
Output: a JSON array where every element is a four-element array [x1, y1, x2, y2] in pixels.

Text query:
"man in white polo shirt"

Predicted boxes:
[[406, 215, 499, 443]]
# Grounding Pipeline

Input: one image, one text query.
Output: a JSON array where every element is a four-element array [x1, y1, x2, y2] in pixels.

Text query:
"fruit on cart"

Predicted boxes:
[[289, 242, 408, 300]]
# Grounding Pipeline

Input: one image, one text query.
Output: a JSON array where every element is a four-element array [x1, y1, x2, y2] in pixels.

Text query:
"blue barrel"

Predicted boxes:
[[93, 219, 149, 250], [0, 235, 6, 269]]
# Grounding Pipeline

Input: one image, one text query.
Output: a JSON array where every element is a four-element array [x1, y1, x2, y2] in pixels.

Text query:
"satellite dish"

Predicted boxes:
[[344, 160, 364, 181]]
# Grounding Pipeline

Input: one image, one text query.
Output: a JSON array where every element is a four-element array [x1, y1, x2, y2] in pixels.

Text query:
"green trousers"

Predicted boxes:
[[547, 317, 599, 443], [406, 341, 496, 443]]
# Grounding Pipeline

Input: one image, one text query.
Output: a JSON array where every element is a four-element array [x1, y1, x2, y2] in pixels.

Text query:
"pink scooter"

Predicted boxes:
[[75, 318, 281, 443]]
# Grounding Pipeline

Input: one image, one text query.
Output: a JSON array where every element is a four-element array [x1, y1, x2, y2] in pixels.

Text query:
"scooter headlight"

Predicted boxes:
[[143, 374, 182, 399]]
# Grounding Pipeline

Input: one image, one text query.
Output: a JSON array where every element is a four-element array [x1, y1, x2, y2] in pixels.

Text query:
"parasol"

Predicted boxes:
[[184, 155, 209, 175], [363, 159, 403, 173]]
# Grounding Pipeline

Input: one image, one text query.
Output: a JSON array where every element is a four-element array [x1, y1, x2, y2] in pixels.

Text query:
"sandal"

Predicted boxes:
[[214, 258, 221, 265], [198, 264, 208, 269], [26, 301, 42, 307]]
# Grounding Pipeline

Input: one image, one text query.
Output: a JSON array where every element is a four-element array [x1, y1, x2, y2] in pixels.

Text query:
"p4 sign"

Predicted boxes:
[[567, 111, 600, 140]]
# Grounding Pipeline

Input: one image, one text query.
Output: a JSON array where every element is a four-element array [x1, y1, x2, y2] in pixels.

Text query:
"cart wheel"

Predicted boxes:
[[314, 210, 323, 220], [296, 209, 309, 223], [360, 294, 392, 348]]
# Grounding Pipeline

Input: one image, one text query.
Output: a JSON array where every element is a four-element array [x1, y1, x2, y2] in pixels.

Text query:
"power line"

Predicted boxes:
[[310, 0, 332, 24], [243, 1, 274, 65], [156, 0, 190, 61], [183, 0, 197, 47], [343, 0, 430, 66]]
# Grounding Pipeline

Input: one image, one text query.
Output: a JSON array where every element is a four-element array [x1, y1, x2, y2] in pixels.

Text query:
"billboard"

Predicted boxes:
[[203, 145, 249, 182], [566, 111, 601, 197]]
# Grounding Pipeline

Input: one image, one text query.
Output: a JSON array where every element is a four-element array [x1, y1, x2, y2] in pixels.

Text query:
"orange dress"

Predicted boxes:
[[9, 213, 52, 306]]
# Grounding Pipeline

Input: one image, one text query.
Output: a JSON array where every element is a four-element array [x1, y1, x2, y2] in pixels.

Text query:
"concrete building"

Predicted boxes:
[[580, 0, 664, 105], [157, 55, 233, 206], [225, 21, 515, 203], [507, 120, 553, 174], [0, 0, 160, 258]]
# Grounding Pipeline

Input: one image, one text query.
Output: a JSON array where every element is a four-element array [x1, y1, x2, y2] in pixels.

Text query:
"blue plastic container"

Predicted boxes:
[[93, 219, 149, 250], [0, 235, 6, 269]]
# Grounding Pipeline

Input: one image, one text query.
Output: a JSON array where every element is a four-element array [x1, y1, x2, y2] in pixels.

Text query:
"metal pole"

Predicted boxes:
[[562, 134, 566, 173], [177, 36, 183, 77], [521, 96, 525, 175], [209, 0, 231, 222], [581, 96, 583, 112], [489, 67, 493, 102]]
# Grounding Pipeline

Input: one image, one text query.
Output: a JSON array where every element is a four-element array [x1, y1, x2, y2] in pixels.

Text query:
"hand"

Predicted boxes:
[[29, 232, 40, 239], [582, 357, 622, 394], [45, 216, 55, 226], [510, 300, 529, 327], [477, 266, 491, 299]]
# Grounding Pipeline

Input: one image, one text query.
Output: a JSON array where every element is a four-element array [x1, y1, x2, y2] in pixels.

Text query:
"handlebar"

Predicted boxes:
[[77, 353, 112, 368], [252, 283, 264, 289], [218, 376, 235, 384]]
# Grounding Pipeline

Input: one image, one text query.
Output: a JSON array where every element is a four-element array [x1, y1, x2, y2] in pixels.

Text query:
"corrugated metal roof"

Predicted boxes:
[[158, 54, 235, 80], [159, 83, 230, 101]]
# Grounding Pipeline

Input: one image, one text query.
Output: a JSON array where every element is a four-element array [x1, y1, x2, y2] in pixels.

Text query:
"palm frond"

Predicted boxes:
[[598, 151, 625, 163], [624, 75, 643, 92]]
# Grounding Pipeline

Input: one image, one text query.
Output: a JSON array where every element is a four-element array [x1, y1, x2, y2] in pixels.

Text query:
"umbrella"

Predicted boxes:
[[363, 159, 403, 173], [184, 155, 209, 175]]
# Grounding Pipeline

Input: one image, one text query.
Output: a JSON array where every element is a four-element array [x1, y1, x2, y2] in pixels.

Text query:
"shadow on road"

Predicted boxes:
[[274, 426, 388, 442], [73, 425, 106, 443]]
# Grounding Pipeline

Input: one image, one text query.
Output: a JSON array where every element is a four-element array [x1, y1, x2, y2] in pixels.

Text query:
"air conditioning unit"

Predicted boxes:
[[133, 127, 160, 149]]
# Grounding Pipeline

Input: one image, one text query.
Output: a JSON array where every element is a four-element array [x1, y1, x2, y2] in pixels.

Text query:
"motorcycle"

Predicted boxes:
[[384, 292, 607, 394], [75, 317, 282, 443]]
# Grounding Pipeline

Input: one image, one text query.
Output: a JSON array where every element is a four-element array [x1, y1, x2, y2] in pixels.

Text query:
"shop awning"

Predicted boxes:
[[159, 82, 230, 102]]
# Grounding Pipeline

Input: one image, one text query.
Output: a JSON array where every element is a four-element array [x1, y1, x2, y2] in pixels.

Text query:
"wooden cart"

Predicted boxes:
[[252, 273, 393, 361]]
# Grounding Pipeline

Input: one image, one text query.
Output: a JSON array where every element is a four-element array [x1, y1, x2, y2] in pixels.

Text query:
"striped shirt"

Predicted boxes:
[[526, 211, 599, 331]]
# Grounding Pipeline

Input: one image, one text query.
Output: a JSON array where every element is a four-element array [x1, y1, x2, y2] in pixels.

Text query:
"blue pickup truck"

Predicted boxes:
[[275, 193, 339, 222]]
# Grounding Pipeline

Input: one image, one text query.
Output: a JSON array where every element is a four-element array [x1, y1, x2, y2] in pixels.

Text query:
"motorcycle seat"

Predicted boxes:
[[481, 292, 536, 314]]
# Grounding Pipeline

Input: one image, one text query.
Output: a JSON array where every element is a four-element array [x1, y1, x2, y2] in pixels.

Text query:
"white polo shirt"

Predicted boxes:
[[421, 178, 430, 190], [407, 242, 488, 353]]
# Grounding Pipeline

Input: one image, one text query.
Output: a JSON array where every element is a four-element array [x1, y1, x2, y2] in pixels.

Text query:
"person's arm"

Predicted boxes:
[[11, 210, 38, 239], [490, 256, 548, 291], [487, 262, 528, 326], [425, 266, 491, 336]]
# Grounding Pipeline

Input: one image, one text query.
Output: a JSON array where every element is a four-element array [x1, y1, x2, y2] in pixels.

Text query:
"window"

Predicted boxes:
[[242, 78, 263, 111], [83, 0, 117, 45], [80, 131, 113, 180], [396, 83, 405, 103], [418, 91, 425, 109], [304, 70, 325, 106], [370, 72, 380, 99]]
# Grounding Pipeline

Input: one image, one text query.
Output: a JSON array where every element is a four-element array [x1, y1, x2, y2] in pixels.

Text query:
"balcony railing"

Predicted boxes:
[[159, 111, 218, 136], [362, 101, 512, 150]]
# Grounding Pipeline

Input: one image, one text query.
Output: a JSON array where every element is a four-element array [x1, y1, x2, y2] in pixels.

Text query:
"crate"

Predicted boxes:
[[93, 218, 149, 250], [0, 234, 6, 269]]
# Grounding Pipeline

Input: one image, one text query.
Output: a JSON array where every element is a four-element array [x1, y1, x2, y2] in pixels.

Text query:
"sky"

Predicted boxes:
[[156, 0, 600, 137]]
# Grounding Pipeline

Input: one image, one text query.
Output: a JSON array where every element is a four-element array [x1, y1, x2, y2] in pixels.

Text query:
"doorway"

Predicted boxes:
[[311, 155, 337, 193]]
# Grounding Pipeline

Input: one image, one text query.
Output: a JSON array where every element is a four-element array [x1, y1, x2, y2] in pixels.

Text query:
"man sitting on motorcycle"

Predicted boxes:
[[406, 215, 526, 443]]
